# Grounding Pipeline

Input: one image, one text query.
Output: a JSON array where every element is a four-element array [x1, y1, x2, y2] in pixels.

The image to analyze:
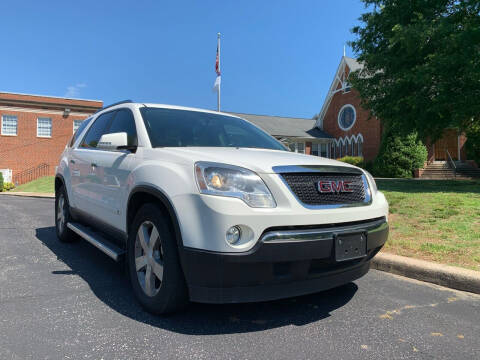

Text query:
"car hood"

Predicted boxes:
[[147, 147, 359, 174]]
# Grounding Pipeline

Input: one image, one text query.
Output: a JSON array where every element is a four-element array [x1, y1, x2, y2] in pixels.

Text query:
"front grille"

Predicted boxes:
[[280, 173, 367, 206]]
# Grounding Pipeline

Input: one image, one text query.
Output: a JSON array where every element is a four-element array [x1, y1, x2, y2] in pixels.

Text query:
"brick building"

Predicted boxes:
[[314, 56, 469, 163], [0, 92, 102, 184]]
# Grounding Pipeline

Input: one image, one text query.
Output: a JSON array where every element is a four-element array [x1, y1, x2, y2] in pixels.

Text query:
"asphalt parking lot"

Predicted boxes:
[[1, 195, 479, 359]]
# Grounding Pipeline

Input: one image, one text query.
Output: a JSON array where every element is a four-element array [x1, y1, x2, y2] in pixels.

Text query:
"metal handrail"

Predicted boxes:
[[13, 163, 50, 185], [446, 149, 456, 178]]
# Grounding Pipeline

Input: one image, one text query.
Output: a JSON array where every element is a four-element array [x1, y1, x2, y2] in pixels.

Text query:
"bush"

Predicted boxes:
[[3, 182, 15, 191], [0, 172, 3, 192], [373, 131, 427, 178], [337, 156, 365, 168]]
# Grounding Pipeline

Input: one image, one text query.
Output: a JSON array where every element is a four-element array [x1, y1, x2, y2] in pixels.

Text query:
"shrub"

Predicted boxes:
[[0, 172, 3, 192], [3, 182, 15, 191], [337, 156, 365, 168], [373, 131, 427, 178]]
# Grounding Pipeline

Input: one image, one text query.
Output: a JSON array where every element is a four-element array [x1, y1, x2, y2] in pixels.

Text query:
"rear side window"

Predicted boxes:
[[106, 109, 138, 146], [80, 111, 115, 148], [69, 117, 92, 147]]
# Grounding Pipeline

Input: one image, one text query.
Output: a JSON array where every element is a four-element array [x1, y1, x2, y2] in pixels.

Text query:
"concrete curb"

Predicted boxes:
[[372, 252, 480, 294], [0, 192, 54, 198]]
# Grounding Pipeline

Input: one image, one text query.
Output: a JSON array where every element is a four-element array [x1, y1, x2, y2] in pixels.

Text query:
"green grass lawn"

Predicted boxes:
[[12, 176, 55, 193], [377, 179, 480, 271]]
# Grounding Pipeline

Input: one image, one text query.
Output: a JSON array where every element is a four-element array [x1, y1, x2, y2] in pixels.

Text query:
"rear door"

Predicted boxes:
[[70, 111, 116, 214]]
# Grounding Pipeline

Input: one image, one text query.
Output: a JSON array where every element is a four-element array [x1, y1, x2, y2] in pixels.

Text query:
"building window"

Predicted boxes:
[[331, 143, 336, 159], [289, 142, 305, 154], [311, 143, 319, 156], [358, 137, 363, 157], [37, 117, 52, 137], [320, 143, 328, 157], [1, 115, 18, 136], [73, 119, 83, 134], [297, 142, 305, 154], [338, 104, 356, 131], [351, 139, 357, 156]]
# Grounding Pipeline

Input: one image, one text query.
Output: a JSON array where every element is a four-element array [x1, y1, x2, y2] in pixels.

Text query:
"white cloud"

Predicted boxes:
[[64, 83, 87, 98]]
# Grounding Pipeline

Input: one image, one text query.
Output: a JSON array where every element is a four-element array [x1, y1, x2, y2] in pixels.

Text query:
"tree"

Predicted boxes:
[[349, 0, 480, 141], [373, 131, 428, 178]]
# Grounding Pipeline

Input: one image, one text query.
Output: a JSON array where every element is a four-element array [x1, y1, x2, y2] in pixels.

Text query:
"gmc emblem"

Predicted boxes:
[[317, 180, 354, 193]]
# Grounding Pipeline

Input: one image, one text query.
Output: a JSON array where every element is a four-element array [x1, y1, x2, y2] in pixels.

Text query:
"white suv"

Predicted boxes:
[[55, 101, 389, 314]]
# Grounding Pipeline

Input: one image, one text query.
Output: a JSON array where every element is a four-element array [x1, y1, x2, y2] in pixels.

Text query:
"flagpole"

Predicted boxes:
[[217, 32, 221, 112]]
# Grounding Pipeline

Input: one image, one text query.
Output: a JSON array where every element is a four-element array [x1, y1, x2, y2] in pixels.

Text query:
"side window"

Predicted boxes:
[[106, 109, 138, 146], [69, 117, 92, 147], [80, 111, 115, 149]]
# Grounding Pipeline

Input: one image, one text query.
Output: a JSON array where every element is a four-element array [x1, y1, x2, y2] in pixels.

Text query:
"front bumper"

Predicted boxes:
[[181, 217, 388, 303]]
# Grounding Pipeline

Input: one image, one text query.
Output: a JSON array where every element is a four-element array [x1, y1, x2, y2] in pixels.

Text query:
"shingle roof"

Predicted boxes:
[[228, 112, 332, 139]]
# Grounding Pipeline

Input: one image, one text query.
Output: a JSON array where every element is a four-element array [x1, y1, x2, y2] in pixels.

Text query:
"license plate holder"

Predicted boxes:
[[335, 232, 367, 262]]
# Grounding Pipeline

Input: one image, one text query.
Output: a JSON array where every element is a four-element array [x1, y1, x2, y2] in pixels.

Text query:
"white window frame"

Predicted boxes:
[[311, 143, 320, 156], [37, 117, 52, 138], [73, 119, 83, 134], [1, 114, 18, 136], [357, 134, 364, 157], [289, 141, 305, 154], [337, 104, 356, 131]]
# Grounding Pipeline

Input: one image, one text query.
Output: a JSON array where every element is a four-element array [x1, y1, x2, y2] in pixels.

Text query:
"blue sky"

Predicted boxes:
[[0, 0, 366, 118]]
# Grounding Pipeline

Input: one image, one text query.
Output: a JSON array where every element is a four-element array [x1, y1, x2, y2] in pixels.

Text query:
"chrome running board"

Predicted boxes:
[[67, 222, 125, 261]]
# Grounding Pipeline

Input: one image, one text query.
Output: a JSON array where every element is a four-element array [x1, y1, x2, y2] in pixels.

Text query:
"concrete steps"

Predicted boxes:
[[419, 161, 480, 180]]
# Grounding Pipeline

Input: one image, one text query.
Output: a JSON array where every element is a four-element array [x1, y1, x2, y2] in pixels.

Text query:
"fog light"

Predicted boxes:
[[226, 226, 241, 245]]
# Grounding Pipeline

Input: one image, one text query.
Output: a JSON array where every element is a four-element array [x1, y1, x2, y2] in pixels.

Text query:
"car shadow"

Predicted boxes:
[[36, 226, 358, 335]]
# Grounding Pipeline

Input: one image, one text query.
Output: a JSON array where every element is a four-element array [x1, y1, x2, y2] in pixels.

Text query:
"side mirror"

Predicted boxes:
[[97, 132, 128, 150]]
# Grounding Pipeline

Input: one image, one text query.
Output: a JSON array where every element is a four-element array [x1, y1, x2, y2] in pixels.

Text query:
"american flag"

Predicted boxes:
[[213, 39, 221, 93], [215, 43, 221, 76]]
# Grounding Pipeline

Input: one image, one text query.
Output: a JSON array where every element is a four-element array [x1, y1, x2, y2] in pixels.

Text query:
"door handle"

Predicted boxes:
[[70, 159, 75, 164]]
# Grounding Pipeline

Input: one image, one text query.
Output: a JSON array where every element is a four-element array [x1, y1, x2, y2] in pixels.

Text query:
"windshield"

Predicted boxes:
[[140, 107, 286, 151]]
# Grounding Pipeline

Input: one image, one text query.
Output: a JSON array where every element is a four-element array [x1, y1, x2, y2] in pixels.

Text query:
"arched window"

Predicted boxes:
[[358, 137, 363, 157], [344, 141, 348, 156], [352, 138, 357, 156], [331, 143, 336, 159]]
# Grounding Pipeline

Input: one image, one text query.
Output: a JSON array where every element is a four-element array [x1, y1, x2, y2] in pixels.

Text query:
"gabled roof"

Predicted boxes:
[[228, 112, 332, 139], [344, 57, 363, 72], [315, 56, 363, 129]]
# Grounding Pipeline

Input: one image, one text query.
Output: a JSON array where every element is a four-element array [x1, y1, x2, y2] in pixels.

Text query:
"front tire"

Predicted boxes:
[[127, 203, 189, 314], [55, 185, 76, 242]]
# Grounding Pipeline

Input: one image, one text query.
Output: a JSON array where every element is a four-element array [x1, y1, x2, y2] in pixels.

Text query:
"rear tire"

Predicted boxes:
[[55, 185, 76, 243], [127, 203, 189, 314]]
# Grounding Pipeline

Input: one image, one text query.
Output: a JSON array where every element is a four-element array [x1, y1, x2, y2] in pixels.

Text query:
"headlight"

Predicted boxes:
[[364, 170, 377, 193], [195, 162, 276, 208]]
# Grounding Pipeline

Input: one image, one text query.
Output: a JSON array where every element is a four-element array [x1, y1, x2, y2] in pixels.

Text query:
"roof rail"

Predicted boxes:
[[95, 100, 133, 113]]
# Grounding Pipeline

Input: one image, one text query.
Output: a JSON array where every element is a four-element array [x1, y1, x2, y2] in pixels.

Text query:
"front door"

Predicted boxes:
[[73, 108, 138, 229], [434, 130, 458, 160]]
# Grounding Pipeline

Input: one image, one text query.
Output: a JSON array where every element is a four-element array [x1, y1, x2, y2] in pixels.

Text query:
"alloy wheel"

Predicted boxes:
[[134, 221, 164, 297]]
